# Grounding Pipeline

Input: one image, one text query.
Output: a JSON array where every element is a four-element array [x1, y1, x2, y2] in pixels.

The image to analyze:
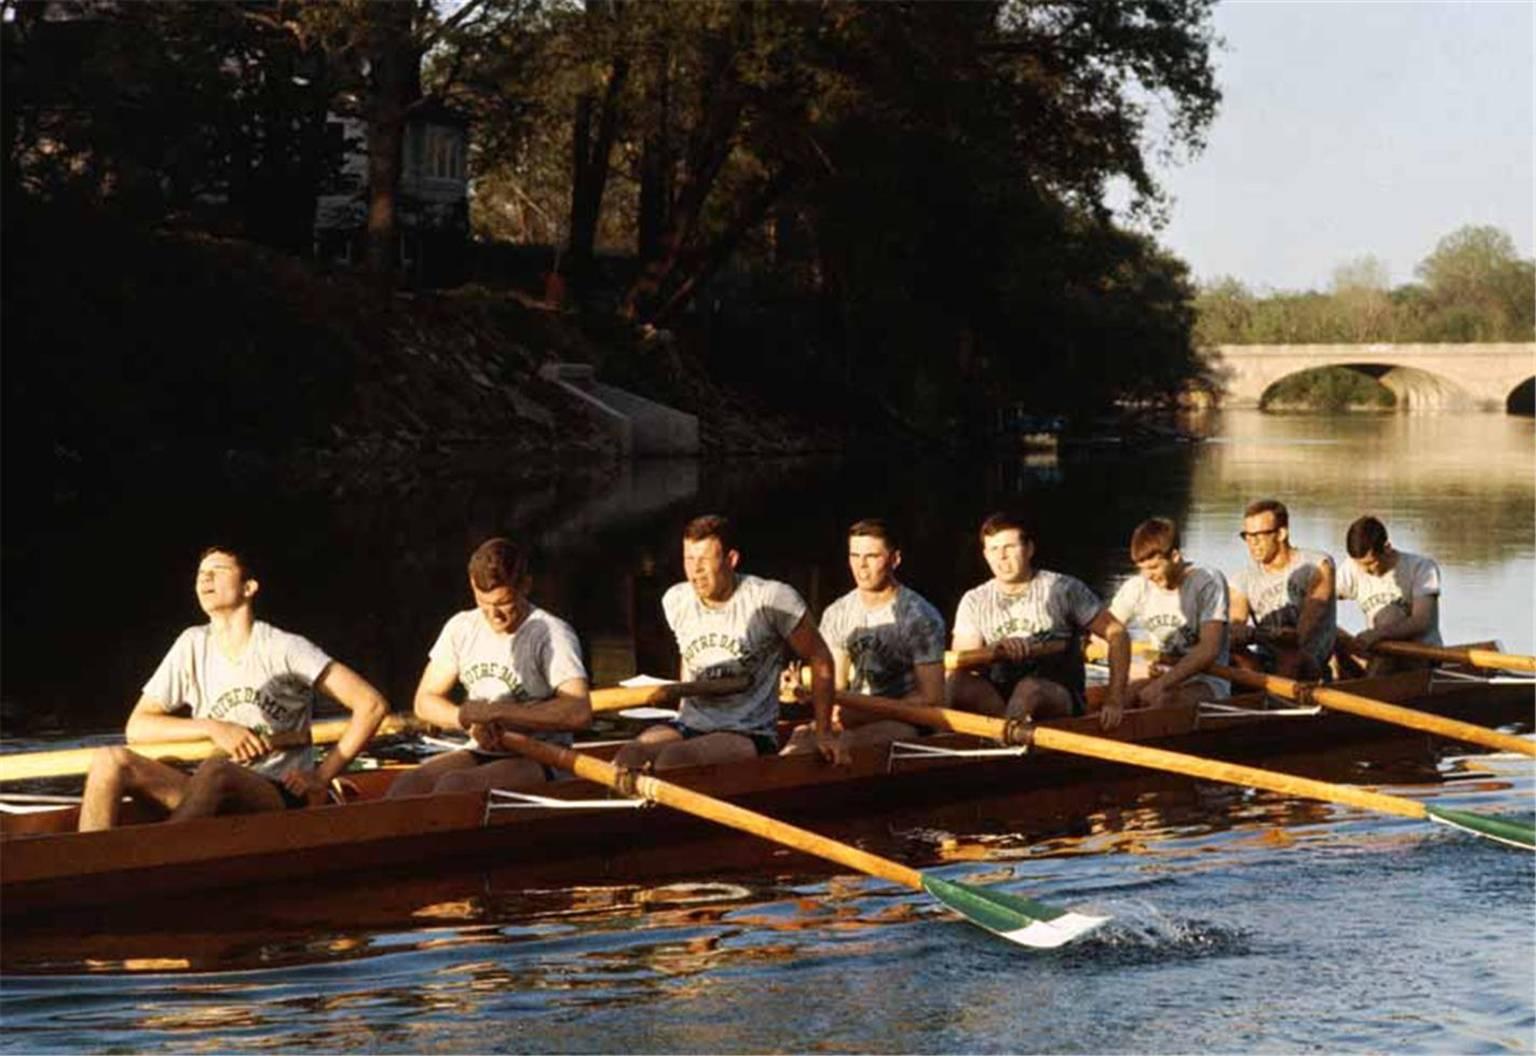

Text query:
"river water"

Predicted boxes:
[[2, 410, 1533, 1053]]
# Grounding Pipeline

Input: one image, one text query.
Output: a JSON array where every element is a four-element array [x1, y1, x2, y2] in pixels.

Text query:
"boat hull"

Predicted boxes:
[[3, 670, 1531, 918]]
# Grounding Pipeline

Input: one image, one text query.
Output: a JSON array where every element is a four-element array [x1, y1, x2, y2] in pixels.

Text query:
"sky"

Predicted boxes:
[[1141, 0, 1534, 293]]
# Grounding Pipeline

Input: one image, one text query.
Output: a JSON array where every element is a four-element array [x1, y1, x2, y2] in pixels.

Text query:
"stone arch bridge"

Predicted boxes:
[[1207, 343, 1535, 411]]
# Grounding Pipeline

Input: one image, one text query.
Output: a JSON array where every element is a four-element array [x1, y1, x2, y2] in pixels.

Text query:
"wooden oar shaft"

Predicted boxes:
[[590, 676, 750, 713], [1367, 641, 1536, 674], [944, 640, 1069, 672], [499, 732, 925, 890], [0, 715, 419, 784], [1212, 665, 1536, 758], [836, 695, 1428, 821], [0, 678, 748, 782]]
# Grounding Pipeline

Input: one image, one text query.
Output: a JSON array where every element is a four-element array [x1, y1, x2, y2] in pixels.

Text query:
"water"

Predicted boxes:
[[2, 410, 1533, 1052]]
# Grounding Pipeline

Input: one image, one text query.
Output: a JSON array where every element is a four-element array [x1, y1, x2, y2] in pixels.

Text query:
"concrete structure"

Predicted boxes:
[[539, 362, 700, 456], [1207, 343, 1535, 411]]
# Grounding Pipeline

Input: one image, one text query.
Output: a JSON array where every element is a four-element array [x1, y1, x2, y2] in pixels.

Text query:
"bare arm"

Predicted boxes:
[[310, 662, 389, 785], [1357, 596, 1438, 648], [1154, 620, 1225, 689], [1292, 557, 1335, 651], [905, 661, 945, 709], [413, 658, 466, 730], [125, 694, 272, 762], [459, 678, 593, 733], [1087, 609, 1131, 729], [787, 615, 840, 762], [1228, 586, 1255, 647]]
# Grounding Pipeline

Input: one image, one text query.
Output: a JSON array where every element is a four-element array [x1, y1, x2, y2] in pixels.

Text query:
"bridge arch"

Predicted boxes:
[[1257, 362, 1476, 411], [1508, 377, 1535, 416], [1210, 343, 1536, 413]]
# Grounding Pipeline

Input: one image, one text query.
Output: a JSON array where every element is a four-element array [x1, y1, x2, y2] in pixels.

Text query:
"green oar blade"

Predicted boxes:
[[1426, 807, 1536, 851], [922, 875, 1109, 949]]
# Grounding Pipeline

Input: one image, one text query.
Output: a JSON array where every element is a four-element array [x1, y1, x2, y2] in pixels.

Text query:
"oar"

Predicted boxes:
[[1072, 640, 1536, 760], [0, 677, 758, 783], [1359, 640, 1536, 675], [590, 676, 751, 714], [833, 694, 1535, 851], [944, 640, 1069, 671], [496, 729, 1109, 949], [1207, 664, 1536, 760], [0, 716, 419, 783]]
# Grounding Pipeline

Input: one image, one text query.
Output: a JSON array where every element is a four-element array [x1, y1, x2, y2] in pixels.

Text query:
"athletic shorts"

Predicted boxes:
[[988, 675, 1086, 717], [666, 720, 779, 756], [270, 777, 310, 810]]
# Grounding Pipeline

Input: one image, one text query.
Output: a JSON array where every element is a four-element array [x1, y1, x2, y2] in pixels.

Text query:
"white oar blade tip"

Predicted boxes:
[[995, 910, 1112, 949]]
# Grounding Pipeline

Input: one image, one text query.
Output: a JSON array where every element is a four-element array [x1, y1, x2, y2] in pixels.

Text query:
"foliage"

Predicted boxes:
[[1195, 225, 1535, 346], [1259, 367, 1395, 412], [5, 0, 1228, 445]]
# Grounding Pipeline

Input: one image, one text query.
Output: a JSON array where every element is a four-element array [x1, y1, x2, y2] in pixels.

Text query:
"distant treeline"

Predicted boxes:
[[1195, 225, 1535, 347], [4, 1, 1228, 439]]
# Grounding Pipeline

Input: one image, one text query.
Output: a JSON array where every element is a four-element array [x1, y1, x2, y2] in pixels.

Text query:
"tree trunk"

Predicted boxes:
[[564, 1, 629, 303], [636, 40, 672, 264], [362, 2, 420, 284]]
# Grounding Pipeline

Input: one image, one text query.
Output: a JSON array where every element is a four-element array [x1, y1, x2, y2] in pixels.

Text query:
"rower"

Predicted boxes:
[[1107, 517, 1230, 709], [386, 537, 592, 798], [781, 518, 946, 755], [949, 512, 1131, 728], [613, 514, 840, 770], [1334, 515, 1442, 676], [1227, 499, 1337, 680], [78, 546, 389, 832]]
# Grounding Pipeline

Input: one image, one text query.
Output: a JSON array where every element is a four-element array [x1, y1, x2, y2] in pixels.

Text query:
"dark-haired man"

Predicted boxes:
[[1108, 517, 1230, 708], [615, 514, 838, 770], [1228, 499, 1337, 679], [79, 547, 389, 831], [782, 519, 946, 754], [950, 512, 1130, 728], [1335, 515, 1442, 675], [387, 537, 592, 797]]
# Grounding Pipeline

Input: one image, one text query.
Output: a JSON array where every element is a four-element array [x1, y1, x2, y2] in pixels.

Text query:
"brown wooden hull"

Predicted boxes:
[[3, 670, 1531, 919]]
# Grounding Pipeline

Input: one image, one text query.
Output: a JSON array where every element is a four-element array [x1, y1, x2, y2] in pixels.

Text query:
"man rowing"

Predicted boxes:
[[781, 518, 946, 755], [1108, 517, 1230, 708], [614, 514, 839, 770], [1334, 515, 1442, 675], [387, 537, 591, 797], [949, 512, 1130, 728], [1227, 499, 1337, 679], [79, 546, 388, 831]]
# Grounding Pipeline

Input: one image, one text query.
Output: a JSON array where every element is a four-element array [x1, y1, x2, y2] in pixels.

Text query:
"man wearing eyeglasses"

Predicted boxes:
[[1228, 499, 1337, 680]]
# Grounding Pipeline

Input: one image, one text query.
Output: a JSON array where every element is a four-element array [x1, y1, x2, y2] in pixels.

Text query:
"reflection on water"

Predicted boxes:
[[3, 749, 1530, 1053]]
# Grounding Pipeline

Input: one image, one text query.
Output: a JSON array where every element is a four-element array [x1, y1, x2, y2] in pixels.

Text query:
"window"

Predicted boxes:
[[424, 126, 464, 181]]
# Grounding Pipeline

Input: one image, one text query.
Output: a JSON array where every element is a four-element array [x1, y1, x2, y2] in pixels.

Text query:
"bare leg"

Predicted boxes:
[[1004, 678, 1075, 722], [780, 719, 919, 755], [386, 749, 483, 798], [78, 747, 191, 832], [947, 674, 1006, 717], [612, 724, 684, 769], [654, 731, 759, 770], [1273, 648, 1323, 680], [168, 758, 286, 822], [434, 757, 549, 794]]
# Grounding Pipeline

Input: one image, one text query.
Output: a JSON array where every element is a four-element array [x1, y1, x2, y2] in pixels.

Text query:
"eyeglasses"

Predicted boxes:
[[1238, 528, 1280, 541]]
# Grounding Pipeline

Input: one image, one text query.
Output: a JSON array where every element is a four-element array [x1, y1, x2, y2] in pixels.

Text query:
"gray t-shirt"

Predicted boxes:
[[142, 620, 332, 780], [428, 606, 588, 747], [1109, 565, 1231, 697], [819, 584, 946, 698], [1231, 546, 1338, 667], [662, 574, 807, 736], [1336, 550, 1443, 646], [953, 571, 1104, 696]]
